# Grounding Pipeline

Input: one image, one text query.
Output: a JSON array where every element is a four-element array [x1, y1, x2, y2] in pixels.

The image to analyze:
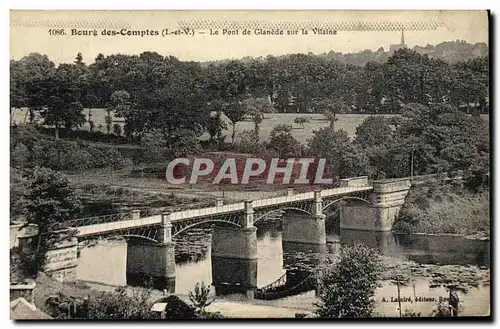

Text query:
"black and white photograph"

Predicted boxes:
[[9, 10, 491, 320]]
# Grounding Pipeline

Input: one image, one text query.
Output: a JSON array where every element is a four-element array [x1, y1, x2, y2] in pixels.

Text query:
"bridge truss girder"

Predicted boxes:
[[78, 224, 161, 244], [253, 200, 314, 224], [171, 212, 243, 238], [76, 189, 372, 244], [322, 190, 371, 213]]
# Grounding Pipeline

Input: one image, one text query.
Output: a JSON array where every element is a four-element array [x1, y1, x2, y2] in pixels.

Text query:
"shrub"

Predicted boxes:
[[315, 244, 382, 318], [189, 282, 215, 314], [394, 185, 489, 235], [235, 129, 263, 154], [86, 286, 153, 319]]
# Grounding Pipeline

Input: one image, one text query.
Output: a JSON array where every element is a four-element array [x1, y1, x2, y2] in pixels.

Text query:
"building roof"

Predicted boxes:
[[149, 295, 195, 318], [150, 302, 168, 313], [10, 298, 53, 320]]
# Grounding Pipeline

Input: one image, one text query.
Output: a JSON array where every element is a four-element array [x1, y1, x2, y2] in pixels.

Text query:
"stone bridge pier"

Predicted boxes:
[[282, 191, 326, 245], [211, 200, 258, 297], [126, 213, 176, 291], [340, 178, 411, 231]]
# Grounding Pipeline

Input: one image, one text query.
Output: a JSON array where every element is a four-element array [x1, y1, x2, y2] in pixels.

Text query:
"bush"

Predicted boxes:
[[11, 130, 132, 172], [235, 129, 263, 154], [86, 286, 153, 319], [394, 185, 490, 235], [267, 124, 303, 159], [315, 244, 382, 318], [189, 282, 214, 314], [112, 123, 122, 136]]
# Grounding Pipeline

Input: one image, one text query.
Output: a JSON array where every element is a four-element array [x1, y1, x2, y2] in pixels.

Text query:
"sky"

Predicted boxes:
[[10, 10, 489, 64]]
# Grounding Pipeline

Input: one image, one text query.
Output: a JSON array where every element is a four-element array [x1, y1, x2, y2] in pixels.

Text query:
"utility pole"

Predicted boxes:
[[410, 149, 414, 183], [396, 277, 402, 318]]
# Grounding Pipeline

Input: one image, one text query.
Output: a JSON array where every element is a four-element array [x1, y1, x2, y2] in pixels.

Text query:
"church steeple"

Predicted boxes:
[[389, 29, 407, 54]]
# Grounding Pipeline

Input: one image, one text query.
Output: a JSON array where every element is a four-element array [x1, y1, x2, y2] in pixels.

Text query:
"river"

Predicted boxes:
[[77, 222, 490, 317]]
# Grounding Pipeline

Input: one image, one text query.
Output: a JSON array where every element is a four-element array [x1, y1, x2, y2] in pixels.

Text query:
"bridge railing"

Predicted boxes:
[[62, 198, 219, 230], [288, 182, 342, 195], [257, 272, 287, 293], [140, 207, 170, 218], [55, 212, 132, 230], [62, 183, 376, 232], [169, 202, 246, 221], [74, 185, 375, 230], [254, 272, 317, 300]]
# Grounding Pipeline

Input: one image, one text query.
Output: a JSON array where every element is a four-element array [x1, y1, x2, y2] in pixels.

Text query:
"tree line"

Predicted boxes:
[[10, 49, 488, 143], [9, 48, 490, 193]]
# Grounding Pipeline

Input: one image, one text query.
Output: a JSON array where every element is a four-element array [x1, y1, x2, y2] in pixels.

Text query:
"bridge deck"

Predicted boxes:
[[75, 186, 373, 237]]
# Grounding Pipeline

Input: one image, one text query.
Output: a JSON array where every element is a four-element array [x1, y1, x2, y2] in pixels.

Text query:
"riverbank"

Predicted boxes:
[[393, 185, 489, 237], [395, 231, 490, 241], [30, 251, 490, 319], [31, 273, 313, 319]]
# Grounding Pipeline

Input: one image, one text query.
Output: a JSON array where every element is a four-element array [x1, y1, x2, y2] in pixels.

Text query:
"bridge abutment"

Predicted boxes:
[[340, 179, 411, 231], [126, 213, 176, 291], [18, 228, 79, 283], [211, 200, 258, 296], [282, 191, 326, 245]]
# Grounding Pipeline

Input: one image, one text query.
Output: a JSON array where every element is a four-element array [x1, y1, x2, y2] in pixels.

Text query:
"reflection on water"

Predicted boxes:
[[77, 221, 490, 316], [339, 229, 490, 267]]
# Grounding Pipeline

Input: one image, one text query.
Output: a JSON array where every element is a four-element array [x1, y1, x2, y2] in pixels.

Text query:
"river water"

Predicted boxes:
[[77, 222, 490, 317]]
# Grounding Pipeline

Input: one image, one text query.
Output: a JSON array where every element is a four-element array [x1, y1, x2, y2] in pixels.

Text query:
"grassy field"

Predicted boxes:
[[11, 108, 489, 144], [219, 113, 397, 143]]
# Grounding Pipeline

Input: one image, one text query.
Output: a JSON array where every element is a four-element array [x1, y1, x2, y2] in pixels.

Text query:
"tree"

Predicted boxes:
[[242, 97, 274, 136], [61, 144, 91, 176], [139, 131, 166, 164], [112, 123, 122, 137], [356, 61, 385, 112], [131, 59, 210, 147], [189, 282, 215, 315], [294, 117, 310, 129], [387, 103, 489, 180], [315, 244, 382, 318], [267, 124, 302, 159], [105, 114, 112, 135], [10, 60, 27, 123], [10, 168, 30, 222], [450, 56, 488, 112], [308, 127, 368, 179], [13, 53, 56, 123], [10, 141, 29, 169], [251, 111, 263, 136], [354, 116, 393, 148], [310, 98, 350, 130], [138, 129, 199, 164], [36, 64, 86, 139], [25, 167, 82, 271], [224, 101, 247, 144], [108, 90, 131, 138], [75, 52, 84, 66], [206, 111, 227, 146], [236, 129, 264, 155]]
